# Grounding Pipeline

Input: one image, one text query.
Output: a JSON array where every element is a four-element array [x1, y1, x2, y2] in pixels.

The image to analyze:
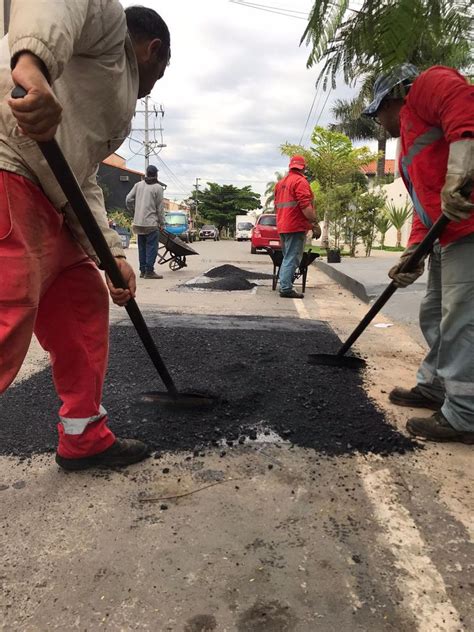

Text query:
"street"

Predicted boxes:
[[1, 241, 473, 632]]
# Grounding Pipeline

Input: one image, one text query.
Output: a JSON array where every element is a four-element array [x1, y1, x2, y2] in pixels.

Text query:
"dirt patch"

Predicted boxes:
[[0, 319, 418, 458]]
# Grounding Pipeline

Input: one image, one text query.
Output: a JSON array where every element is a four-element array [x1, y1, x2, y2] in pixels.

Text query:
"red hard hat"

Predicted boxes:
[[289, 155, 306, 170]]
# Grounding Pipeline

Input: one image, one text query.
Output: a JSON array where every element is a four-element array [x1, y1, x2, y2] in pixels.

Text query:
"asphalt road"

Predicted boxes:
[[1, 240, 472, 632]]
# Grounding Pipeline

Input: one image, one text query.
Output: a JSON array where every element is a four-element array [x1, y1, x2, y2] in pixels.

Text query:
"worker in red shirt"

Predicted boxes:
[[274, 155, 320, 299], [363, 64, 474, 444]]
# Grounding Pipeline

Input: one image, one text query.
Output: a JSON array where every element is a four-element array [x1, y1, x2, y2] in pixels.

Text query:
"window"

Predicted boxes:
[[259, 215, 276, 226]]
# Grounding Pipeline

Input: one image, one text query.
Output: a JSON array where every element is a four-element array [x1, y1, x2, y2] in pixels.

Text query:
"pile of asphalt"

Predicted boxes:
[[0, 322, 417, 458], [204, 264, 274, 280], [191, 278, 257, 292]]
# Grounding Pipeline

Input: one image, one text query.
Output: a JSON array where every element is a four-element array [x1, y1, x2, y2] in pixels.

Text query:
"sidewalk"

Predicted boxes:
[[315, 251, 428, 339]]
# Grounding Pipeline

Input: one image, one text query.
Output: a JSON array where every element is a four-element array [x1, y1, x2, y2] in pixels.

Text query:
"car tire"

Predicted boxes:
[[251, 245, 257, 254]]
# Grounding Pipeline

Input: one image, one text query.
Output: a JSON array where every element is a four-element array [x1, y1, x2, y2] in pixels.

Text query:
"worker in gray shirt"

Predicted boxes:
[[126, 165, 165, 279]]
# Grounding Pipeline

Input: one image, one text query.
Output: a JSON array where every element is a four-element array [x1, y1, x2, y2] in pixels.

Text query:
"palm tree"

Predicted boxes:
[[385, 201, 413, 248], [302, 1, 473, 87], [264, 171, 285, 208], [331, 95, 388, 179], [374, 214, 393, 249]]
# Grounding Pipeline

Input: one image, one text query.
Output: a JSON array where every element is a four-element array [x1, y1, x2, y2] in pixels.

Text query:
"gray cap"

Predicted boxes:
[[146, 164, 158, 177], [362, 63, 419, 117]]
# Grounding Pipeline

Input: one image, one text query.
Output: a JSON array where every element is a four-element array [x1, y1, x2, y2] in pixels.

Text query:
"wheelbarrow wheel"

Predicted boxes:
[[169, 257, 186, 271]]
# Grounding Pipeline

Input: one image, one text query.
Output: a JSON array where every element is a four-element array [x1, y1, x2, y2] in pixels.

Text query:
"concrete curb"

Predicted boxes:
[[315, 260, 371, 303]]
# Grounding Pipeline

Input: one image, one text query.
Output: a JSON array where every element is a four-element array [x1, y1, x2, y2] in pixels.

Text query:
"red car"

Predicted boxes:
[[250, 214, 281, 254]]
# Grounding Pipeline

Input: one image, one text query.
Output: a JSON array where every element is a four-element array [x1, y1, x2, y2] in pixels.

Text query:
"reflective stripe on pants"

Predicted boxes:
[[417, 234, 474, 431]]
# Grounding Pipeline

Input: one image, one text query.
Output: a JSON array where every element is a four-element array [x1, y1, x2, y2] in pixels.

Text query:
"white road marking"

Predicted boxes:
[[360, 464, 464, 632], [293, 299, 311, 319]]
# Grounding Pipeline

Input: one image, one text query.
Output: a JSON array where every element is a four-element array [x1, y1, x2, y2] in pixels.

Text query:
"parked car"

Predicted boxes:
[[250, 214, 280, 254], [164, 211, 196, 243], [199, 225, 219, 241]]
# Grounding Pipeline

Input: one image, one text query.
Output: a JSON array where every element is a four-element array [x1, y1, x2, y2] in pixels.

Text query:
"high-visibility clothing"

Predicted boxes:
[[400, 66, 474, 247], [274, 170, 314, 234], [0, 172, 116, 458]]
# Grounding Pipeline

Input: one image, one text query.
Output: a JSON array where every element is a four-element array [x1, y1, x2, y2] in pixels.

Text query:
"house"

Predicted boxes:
[[97, 153, 167, 211], [361, 159, 396, 183]]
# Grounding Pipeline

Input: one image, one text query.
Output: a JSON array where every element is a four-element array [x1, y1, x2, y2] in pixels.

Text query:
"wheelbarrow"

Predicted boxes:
[[265, 248, 320, 293], [157, 230, 199, 271]]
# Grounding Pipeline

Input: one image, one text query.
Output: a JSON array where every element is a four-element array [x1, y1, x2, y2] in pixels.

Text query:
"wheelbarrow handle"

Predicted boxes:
[[11, 85, 178, 396]]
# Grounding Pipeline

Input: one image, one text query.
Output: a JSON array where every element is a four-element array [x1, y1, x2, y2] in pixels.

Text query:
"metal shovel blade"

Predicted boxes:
[[137, 390, 219, 410], [307, 353, 367, 370]]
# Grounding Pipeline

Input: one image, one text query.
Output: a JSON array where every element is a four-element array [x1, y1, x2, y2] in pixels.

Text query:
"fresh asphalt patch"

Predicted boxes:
[[0, 315, 417, 458]]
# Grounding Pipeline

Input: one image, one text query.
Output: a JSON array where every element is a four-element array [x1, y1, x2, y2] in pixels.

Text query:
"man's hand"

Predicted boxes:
[[106, 258, 136, 306], [312, 222, 322, 239], [9, 53, 62, 141], [441, 140, 474, 222], [388, 244, 425, 288]]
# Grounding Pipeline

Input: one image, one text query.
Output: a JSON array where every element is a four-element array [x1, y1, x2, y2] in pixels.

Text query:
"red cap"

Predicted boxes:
[[289, 155, 306, 170]]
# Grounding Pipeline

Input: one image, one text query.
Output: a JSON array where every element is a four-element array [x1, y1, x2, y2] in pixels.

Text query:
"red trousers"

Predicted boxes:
[[0, 171, 115, 458]]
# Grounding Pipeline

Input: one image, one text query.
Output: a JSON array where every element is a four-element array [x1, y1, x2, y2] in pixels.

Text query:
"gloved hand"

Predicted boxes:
[[312, 223, 322, 239], [441, 139, 474, 222], [388, 244, 425, 288]]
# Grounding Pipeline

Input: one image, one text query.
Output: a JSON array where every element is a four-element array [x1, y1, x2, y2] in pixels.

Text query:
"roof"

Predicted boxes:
[[102, 154, 144, 177], [361, 159, 396, 176]]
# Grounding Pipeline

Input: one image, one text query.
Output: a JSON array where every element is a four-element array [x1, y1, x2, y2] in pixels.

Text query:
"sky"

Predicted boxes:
[[119, 0, 395, 202]]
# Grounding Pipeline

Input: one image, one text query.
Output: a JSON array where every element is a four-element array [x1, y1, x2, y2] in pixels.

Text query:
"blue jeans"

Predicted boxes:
[[417, 235, 474, 432], [137, 230, 159, 274], [279, 232, 306, 293]]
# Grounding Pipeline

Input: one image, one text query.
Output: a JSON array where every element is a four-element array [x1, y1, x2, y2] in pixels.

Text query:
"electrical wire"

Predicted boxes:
[[298, 80, 323, 145], [229, 0, 307, 19]]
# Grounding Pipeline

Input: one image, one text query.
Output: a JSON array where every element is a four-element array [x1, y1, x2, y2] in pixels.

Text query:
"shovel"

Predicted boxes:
[[12, 86, 216, 409], [308, 211, 451, 370]]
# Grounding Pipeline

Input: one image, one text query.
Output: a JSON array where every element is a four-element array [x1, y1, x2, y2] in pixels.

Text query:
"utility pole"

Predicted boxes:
[[193, 177, 201, 220], [129, 96, 166, 172]]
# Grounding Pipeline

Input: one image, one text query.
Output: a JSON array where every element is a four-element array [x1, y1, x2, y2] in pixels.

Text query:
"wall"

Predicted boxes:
[[377, 177, 413, 248], [97, 163, 143, 211]]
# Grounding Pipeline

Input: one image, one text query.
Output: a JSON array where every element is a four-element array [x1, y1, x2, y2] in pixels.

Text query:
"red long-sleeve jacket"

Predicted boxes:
[[400, 66, 474, 247], [274, 170, 314, 233]]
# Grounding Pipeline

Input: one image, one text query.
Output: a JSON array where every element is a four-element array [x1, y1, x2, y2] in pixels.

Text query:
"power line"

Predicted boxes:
[[229, 0, 307, 20], [298, 80, 323, 145]]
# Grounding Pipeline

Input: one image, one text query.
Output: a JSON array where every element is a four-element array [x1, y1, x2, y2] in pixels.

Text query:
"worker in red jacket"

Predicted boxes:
[[363, 64, 474, 444], [274, 155, 320, 298]]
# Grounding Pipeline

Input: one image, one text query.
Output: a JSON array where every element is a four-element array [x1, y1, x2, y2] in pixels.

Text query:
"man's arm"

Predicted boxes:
[[294, 178, 317, 223], [125, 184, 137, 213], [154, 185, 165, 227]]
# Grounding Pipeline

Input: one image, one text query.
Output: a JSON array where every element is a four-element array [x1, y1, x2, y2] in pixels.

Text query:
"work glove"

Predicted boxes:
[[388, 244, 425, 288], [312, 223, 322, 239], [441, 139, 474, 222]]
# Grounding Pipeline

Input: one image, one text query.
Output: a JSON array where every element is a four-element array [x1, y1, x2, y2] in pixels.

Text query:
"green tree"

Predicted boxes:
[[374, 213, 393, 249], [196, 183, 261, 233], [264, 171, 285, 209], [331, 96, 388, 179], [385, 201, 413, 247], [302, 0, 473, 87]]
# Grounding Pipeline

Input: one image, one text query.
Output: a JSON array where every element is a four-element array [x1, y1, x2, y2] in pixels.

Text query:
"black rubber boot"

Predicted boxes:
[[56, 438, 150, 471], [389, 386, 442, 410], [279, 289, 304, 299], [406, 411, 474, 444]]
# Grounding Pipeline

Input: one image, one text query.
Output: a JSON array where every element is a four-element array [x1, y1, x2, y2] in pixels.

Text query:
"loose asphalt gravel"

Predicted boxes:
[[0, 322, 417, 458]]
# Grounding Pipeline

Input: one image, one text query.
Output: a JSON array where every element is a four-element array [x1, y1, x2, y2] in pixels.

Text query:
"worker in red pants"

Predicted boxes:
[[0, 2, 171, 470]]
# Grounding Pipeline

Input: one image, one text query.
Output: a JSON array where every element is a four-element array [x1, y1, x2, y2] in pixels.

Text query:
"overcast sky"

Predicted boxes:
[[119, 0, 394, 202]]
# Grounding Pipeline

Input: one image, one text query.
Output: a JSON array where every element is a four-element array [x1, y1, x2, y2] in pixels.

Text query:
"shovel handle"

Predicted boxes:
[[11, 85, 178, 396], [337, 212, 451, 357]]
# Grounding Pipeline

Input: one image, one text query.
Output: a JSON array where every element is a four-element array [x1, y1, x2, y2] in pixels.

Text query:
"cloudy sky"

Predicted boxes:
[[119, 0, 394, 202]]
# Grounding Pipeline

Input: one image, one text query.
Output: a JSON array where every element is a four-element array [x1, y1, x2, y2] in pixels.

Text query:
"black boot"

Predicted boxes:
[[389, 386, 442, 410], [279, 289, 304, 299], [406, 411, 474, 444], [56, 438, 150, 471]]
